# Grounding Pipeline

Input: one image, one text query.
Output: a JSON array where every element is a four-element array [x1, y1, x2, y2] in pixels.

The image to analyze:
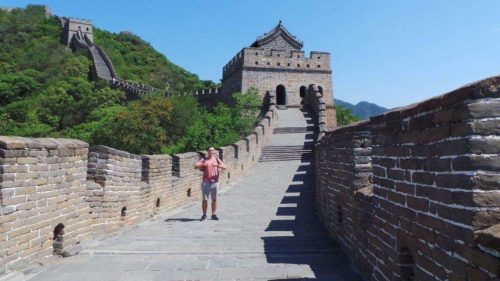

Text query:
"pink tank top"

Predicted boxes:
[[198, 157, 219, 183]]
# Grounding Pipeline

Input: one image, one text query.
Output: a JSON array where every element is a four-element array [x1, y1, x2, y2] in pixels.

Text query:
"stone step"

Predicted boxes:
[[90, 47, 113, 80], [273, 126, 315, 134], [259, 145, 313, 162]]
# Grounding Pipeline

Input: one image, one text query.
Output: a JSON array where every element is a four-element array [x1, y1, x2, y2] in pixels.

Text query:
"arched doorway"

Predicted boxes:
[[318, 86, 324, 96], [399, 247, 415, 281], [276, 85, 286, 105], [300, 86, 306, 98]]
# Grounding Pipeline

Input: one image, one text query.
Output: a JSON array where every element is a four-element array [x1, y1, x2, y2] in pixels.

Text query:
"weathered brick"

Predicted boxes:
[[452, 155, 500, 171], [423, 158, 450, 172], [399, 158, 423, 170], [387, 190, 406, 206], [387, 168, 405, 181], [435, 174, 475, 189], [407, 196, 429, 212], [395, 182, 415, 195], [454, 242, 499, 274], [453, 191, 500, 207], [412, 172, 435, 185], [469, 137, 500, 154], [417, 213, 446, 233]]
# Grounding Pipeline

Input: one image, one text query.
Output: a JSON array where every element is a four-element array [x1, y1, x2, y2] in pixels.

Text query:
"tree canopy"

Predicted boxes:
[[0, 6, 241, 155]]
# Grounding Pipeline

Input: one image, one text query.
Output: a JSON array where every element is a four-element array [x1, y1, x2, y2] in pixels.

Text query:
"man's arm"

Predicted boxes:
[[194, 159, 205, 170], [213, 158, 227, 170]]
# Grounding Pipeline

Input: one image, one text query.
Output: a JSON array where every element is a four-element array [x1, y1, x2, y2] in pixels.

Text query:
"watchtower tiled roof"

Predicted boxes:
[[250, 21, 303, 50]]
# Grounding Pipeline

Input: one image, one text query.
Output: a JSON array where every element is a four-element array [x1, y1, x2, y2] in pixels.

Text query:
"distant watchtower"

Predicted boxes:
[[61, 17, 93, 46], [221, 22, 334, 108]]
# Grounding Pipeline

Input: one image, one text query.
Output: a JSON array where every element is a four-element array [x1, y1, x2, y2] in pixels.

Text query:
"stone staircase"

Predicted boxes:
[[259, 108, 315, 162], [259, 145, 312, 162], [89, 46, 114, 80], [71, 30, 163, 96]]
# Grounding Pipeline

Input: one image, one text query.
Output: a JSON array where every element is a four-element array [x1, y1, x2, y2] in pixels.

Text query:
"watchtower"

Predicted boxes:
[[61, 17, 93, 46], [221, 22, 334, 108]]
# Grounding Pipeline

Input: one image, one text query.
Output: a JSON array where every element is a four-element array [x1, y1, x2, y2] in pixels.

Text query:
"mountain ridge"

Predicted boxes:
[[335, 98, 388, 120]]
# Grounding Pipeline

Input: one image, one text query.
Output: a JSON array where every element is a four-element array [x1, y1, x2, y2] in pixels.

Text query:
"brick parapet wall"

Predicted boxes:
[[304, 84, 337, 135], [0, 137, 92, 274], [314, 76, 500, 281], [0, 96, 277, 275]]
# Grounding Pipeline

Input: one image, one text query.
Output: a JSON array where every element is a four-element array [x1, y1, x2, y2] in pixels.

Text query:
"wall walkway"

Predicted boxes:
[[1, 108, 364, 281], [0, 97, 277, 276]]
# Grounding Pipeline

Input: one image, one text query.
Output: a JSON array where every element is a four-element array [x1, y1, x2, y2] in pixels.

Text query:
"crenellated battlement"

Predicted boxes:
[[192, 87, 221, 96], [223, 48, 331, 80]]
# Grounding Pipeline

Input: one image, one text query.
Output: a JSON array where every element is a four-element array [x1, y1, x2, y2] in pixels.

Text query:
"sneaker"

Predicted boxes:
[[200, 215, 207, 221], [211, 214, 219, 220]]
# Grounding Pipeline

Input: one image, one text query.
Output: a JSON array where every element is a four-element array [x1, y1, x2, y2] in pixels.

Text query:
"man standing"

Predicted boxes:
[[194, 147, 227, 221]]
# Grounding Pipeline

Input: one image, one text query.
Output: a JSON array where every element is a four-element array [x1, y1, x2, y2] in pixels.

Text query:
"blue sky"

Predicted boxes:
[[3, 0, 499, 108]]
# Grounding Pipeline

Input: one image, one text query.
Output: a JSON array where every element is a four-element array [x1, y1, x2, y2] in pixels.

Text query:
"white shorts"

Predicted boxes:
[[201, 181, 218, 201]]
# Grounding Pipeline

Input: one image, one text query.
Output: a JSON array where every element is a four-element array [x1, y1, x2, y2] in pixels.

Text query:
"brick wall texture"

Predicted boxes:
[[313, 75, 500, 281], [0, 98, 278, 274]]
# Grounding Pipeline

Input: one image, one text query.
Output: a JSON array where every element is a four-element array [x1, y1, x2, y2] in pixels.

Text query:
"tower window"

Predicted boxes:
[[277, 62, 281, 66], [267, 62, 270, 65], [287, 63, 290, 66], [297, 64, 301, 67], [255, 61, 258, 65], [255, 52, 258, 55], [300, 86, 306, 98], [317, 56, 321, 59], [307, 64, 310, 68], [317, 65, 321, 68], [277, 54, 280, 57]]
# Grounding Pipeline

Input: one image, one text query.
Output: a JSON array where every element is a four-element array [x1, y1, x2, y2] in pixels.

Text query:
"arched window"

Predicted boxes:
[[276, 85, 286, 105], [53, 223, 65, 255], [299, 86, 306, 98]]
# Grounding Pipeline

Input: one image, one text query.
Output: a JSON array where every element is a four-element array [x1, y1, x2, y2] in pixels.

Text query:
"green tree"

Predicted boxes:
[[0, 71, 40, 105], [336, 105, 360, 126], [162, 88, 262, 154], [98, 95, 173, 154]]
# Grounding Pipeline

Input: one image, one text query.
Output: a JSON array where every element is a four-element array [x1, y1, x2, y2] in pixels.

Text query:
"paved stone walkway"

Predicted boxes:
[[15, 108, 363, 281]]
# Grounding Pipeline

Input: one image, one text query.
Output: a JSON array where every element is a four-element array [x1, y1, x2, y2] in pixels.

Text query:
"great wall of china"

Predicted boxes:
[[314, 76, 500, 280], [59, 16, 224, 106], [0, 9, 499, 281]]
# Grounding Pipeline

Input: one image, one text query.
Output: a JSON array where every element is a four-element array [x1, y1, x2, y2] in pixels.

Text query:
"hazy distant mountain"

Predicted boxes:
[[335, 99, 388, 120]]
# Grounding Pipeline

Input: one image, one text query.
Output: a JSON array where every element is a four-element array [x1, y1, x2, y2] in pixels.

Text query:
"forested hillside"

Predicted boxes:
[[0, 5, 255, 154], [93, 29, 209, 92]]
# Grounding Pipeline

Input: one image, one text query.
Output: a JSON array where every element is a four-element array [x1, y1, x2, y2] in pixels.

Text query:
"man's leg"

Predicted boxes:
[[210, 183, 219, 220], [201, 182, 209, 220], [211, 199, 217, 215], [202, 200, 208, 215]]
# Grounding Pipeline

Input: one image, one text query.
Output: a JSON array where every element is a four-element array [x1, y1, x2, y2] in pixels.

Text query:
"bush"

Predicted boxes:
[[336, 105, 360, 126]]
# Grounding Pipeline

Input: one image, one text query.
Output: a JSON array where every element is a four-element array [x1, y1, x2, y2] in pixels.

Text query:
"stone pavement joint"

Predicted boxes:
[[18, 108, 363, 281]]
